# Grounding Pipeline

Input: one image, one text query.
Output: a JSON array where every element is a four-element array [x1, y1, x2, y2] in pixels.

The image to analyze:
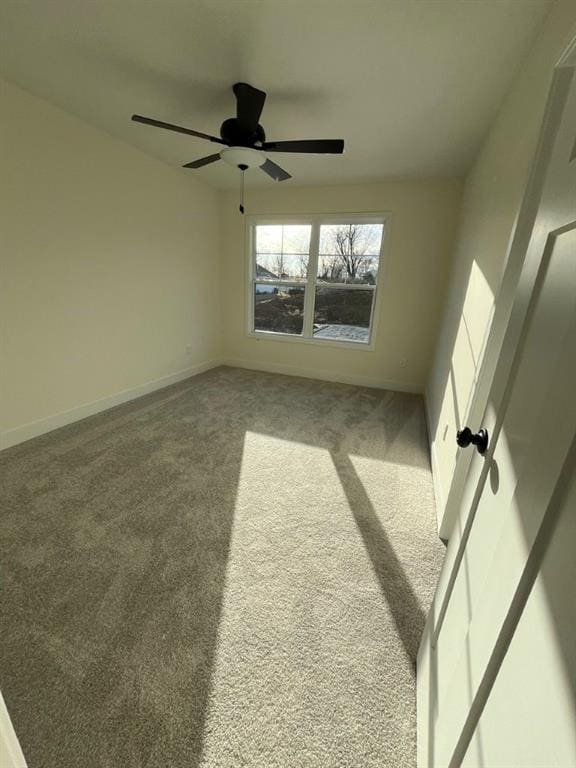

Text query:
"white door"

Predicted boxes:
[[418, 45, 576, 768]]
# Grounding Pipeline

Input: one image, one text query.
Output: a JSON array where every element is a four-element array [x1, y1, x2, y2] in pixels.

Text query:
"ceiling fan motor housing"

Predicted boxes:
[[220, 117, 266, 147]]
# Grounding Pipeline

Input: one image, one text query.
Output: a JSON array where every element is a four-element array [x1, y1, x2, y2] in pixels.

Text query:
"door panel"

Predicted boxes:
[[461, 473, 576, 768], [418, 51, 576, 768], [435, 227, 576, 765]]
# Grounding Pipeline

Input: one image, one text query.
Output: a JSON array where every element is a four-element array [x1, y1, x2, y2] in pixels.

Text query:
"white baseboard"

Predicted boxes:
[[0, 691, 27, 768], [222, 357, 422, 394], [423, 391, 446, 537], [0, 359, 222, 451], [1, 357, 420, 452]]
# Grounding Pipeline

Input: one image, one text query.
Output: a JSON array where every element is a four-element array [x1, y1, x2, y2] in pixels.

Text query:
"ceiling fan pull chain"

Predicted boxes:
[[239, 164, 247, 214]]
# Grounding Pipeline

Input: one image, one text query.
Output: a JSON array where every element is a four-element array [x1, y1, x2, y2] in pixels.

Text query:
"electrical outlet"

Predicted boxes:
[[185, 345, 193, 356], [400, 357, 407, 368]]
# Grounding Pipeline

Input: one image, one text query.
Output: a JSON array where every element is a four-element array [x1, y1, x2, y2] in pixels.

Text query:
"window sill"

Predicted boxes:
[[247, 330, 376, 352]]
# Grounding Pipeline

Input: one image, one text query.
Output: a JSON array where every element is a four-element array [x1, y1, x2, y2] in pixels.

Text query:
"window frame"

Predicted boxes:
[[246, 213, 389, 351]]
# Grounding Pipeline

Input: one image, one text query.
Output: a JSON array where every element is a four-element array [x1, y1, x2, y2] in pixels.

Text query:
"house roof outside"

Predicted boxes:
[[256, 264, 279, 280]]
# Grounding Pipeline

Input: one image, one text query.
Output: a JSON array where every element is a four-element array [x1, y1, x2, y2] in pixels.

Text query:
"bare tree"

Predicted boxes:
[[332, 224, 370, 281], [297, 254, 309, 279], [318, 254, 344, 282], [272, 253, 286, 279]]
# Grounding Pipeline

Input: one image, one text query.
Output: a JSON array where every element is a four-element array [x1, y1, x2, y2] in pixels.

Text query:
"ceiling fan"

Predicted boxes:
[[131, 82, 345, 183]]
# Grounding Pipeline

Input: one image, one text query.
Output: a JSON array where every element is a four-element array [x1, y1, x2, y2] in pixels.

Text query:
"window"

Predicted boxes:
[[248, 216, 386, 346]]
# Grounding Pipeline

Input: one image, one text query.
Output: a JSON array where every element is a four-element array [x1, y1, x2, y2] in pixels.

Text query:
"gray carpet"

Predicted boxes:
[[0, 366, 444, 767]]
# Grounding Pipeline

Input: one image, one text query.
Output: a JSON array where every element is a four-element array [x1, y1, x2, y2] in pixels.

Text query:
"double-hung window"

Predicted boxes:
[[248, 215, 386, 347]]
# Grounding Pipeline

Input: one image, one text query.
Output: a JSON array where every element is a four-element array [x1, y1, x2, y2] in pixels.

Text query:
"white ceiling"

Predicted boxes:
[[0, 0, 553, 189]]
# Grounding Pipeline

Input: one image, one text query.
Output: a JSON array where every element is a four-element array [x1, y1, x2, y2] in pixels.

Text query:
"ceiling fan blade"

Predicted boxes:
[[262, 139, 344, 154], [131, 114, 226, 144], [233, 83, 266, 128], [182, 153, 222, 169], [260, 158, 292, 182]]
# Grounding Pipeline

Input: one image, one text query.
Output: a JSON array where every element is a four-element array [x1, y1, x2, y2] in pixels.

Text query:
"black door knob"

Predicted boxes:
[[456, 426, 489, 455]]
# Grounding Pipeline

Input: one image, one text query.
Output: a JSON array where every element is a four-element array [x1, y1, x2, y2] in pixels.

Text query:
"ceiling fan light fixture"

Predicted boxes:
[[220, 146, 265, 170]]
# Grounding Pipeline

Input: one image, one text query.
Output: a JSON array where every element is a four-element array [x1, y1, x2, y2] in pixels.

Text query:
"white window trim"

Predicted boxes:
[[245, 212, 389, 352]]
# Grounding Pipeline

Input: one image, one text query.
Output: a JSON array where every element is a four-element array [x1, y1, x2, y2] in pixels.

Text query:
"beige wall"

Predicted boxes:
[[220, 180, 462, 392], [426, 0, 576, 533], [0, 79, 221, 446]]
